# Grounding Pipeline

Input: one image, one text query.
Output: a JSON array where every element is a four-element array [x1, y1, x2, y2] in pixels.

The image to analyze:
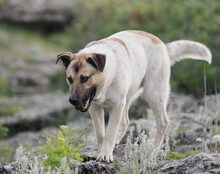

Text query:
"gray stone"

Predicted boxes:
[[119, 118, 156, 144], [203, 94, 220, 113], [175, 113, 204, 145], [173, 145, 197, 154], [168, 93, 199, 113], [0, 162, 18, 174], [0, 0, 75, 27], [0, 92, 88, 136], [4, 117, 93, 149], [154, 153, 220, 174], [10, 60, 62, 94], [211, 134, 220, 146], [129, 96, 148, 119], [72, 145, 126, 174]]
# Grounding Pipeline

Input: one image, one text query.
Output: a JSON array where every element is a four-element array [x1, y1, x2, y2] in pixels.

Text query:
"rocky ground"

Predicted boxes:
[[0, 1, 219, 172], [0, 34, 220, 173], [0, 88, 220, 174]]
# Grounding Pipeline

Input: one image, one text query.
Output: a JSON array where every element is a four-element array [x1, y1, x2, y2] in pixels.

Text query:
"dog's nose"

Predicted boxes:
[[69, 94, 79, 105]]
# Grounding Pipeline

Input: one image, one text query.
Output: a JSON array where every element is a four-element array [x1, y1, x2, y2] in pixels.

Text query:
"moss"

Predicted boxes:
[[168, 150, 202, 160], [178, 124, 187, 133], [168, 152, 186, 160]]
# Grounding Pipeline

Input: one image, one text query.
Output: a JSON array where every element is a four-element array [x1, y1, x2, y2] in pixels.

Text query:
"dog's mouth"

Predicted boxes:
[[74, 86, 96, 112]]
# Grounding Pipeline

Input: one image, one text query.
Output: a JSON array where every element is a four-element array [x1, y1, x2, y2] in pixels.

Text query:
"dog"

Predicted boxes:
[[56, 30, 211, 163]]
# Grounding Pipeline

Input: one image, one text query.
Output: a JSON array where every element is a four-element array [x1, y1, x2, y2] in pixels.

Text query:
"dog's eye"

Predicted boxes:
[[80, 75, 89, 83], [67, 77, 73, 84]]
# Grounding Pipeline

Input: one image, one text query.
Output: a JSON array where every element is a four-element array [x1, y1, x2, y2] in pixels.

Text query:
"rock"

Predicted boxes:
[[0, 0, 75, 29], [154, 153, 220, 174], [173, 145, 197, 154], [202, 94, 220, 113], [73, 145, 126, 174], [174, 113, 204, 145], [119, 118, 156, 144], [1, 118, 220, 174], [211, 134, 220, 146], [129, 92, 200, 119], [0, 92, 89, 136], [0, 145, 125, 174], [0, 162, 18, 174], [10, 60, 63, 94], [4, 117, 94, 149], [1, 147, 220, 174], [168, 93, 200, 113], [129, 96, 148, 119]]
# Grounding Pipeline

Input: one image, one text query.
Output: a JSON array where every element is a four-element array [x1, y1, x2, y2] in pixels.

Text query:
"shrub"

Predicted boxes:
[[16, 125, 85, 173], [36, 125, 84, 169], [121, 127, 169, 173]]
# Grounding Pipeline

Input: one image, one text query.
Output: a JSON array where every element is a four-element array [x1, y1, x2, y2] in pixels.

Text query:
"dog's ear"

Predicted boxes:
[[56, 52, 74, 69], [86, 53, 106, 72]]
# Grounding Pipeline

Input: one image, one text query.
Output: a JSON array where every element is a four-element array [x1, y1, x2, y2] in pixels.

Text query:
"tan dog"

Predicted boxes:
[[56, 30, 211, 163]]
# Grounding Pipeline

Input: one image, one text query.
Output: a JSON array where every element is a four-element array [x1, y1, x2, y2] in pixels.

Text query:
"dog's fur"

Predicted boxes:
[[56, 30, 211, 162]]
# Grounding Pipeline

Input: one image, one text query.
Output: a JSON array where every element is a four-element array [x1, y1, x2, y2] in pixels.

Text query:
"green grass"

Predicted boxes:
[[168, 150, 202, 160]]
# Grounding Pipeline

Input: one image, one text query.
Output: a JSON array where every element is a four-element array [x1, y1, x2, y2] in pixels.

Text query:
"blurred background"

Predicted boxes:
[[0, 0, 219, 164]]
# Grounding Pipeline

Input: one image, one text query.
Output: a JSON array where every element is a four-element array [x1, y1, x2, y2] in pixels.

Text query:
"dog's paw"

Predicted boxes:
[[96, 152, 113, 163]]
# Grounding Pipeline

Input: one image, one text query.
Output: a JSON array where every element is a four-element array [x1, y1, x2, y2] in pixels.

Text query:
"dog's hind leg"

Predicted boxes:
[[143, 71, 170, 146], [89, 104, 105, 151], [144, 89, 169, 146]]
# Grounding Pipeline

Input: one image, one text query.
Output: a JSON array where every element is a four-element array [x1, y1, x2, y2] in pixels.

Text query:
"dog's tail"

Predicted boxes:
[[166, 40, 212, 66]]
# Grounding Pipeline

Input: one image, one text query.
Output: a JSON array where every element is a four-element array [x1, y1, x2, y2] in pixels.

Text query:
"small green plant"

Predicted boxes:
[[36, 125, 84, 169], [16, 125, 85, 173]]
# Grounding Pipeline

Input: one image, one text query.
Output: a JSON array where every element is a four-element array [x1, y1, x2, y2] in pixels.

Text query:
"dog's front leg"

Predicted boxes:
[[89, 104, 105, 152], [97, 100, 125, 163]]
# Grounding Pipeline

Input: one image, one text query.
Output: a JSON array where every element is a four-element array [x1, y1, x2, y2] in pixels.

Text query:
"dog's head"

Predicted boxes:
[[56, 52, 106, 112]]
